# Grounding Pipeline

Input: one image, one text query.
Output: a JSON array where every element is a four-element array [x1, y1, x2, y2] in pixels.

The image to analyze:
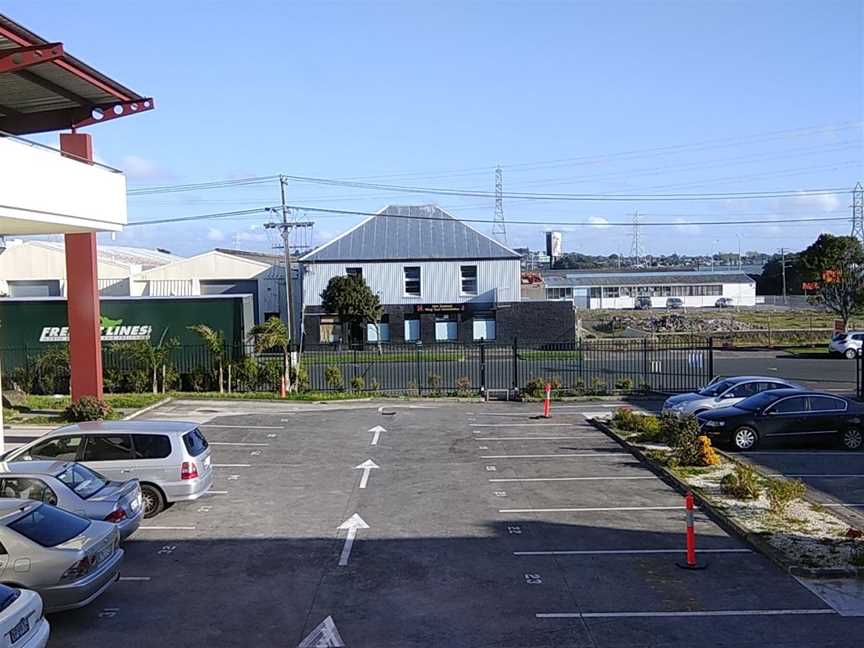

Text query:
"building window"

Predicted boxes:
[[473, 317, 496, 341], [460, 265, 478, 295], [403, 266, 421, 296], [404, 315, 421, 342], [602, 287, 620, 298], [346, 267, 362, 280], [589, 287, 601, 298], [435, 315, 458, 341], [319, 317, 340, 344], [367, 315, 390, 343]]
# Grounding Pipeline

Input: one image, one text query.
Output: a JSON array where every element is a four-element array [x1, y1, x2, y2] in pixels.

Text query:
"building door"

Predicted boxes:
[[348, 321, 365, 348]]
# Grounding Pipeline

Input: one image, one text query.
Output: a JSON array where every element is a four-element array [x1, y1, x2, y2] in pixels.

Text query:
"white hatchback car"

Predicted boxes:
[[828, 332, 864, 359], [0, 584, 49, 647]]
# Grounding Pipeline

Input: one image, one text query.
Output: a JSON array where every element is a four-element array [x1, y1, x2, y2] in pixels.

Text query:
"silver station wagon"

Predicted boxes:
[[0, 500, 123, 613], [3, 421, 213, 518], [662, 376, 804, 417], [0, 461, 142, 541]]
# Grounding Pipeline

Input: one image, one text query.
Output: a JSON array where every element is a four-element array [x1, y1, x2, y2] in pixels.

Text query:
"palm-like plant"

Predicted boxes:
[[249, 317, 292, 392], [122, 334, 179, 394], [188, 324, 226, 393]]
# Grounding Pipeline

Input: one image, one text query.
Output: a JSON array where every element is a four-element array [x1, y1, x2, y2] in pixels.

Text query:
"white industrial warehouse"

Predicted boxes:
[[542, 270, 757, 309]]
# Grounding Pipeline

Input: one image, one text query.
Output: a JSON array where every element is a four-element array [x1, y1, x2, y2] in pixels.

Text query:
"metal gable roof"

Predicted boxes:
[[543, 271, 755, 288], [300, 205, 520, 263]]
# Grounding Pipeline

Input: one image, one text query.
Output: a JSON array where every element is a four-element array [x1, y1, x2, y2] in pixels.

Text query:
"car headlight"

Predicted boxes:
[[672, 403, 686, 411], [703, 420, 726, 427]]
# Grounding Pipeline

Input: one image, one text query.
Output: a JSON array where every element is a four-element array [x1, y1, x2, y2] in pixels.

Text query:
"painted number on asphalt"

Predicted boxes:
[[158, 545, 176, 555], [485, 466, 497, 472], [507, 525, 522, 535], [494, 491, 507, 497], [267, 433, 277, 438], [198, 505, 212, 513], [227, 475, 240, 481], [99, 608, 119, 619], [478, 445, 489, 450], [524, 573, 543, 585], [250, 450, 262, 456]]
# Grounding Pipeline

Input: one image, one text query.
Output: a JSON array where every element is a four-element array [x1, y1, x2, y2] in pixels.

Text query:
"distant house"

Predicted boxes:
[[300, 205, 574, 345]]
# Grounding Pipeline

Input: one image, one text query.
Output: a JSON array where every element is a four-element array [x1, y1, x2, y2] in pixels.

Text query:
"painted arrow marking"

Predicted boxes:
[[297, 615, 345, 647], [368, 425, 386, 446], [337, 514, 369, 566], [354, 459, 380, 489]]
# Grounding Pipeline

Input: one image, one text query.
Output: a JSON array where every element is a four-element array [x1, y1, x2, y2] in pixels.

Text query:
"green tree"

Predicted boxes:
[[121, 334, 179, 394], [796, 234, 864, 328], [249, 316, 292, 391], [320, 275, 383, 349], [188, 324, 226, 393]]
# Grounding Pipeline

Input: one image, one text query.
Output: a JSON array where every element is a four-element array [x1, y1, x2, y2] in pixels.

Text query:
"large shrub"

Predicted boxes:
[[524, 377, 561, 398], [64, 396, 112, 422], [611, 408, 662, 441], [325, 365, 344, 390]]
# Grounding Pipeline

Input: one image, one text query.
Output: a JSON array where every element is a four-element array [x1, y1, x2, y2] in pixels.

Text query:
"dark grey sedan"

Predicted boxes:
[[0, 461, 142, 540]]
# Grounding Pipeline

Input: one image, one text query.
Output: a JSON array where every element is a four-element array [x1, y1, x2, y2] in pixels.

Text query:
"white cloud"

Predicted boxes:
[[795, 192, 841, 213], [121, 155, 171, 181], [674, 218, 702, 234], [588, 216, 610, 229], [206, 227, 225, 241]]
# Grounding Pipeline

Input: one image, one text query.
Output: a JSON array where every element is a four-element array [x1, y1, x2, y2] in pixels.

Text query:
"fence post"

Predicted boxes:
[[641, 337, 648, 389], [512, 337, 519, 393], [707, 337, 714, 383], [415, 344, 422, 397], [479, 341, 486, 395]]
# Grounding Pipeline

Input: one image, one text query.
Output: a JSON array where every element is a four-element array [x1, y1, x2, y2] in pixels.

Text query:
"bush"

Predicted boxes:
[[64, 396, 112, 422], [122, 369, 150, 393], [611, 408, 662, 441], [291, 364, 310, 392], [668, 415, 706, 466], [368, 378, 380, 392], [233, 357, 260, 390], [720, 463, 761, 500], [766, 478, 806, 515], [427, 373, 442, 391], [524, 377, 561, 398], [260, 359, 283, 390], [325, 365, 344, 390], [350, 376, 365, 391], [589, 378, 607, 395], [696, 435, 720, 466], [455, 376, 472, 395], [614, 378, 633, 391]]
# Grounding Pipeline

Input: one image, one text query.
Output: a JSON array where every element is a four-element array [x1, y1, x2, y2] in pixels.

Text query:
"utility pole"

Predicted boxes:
[[629, 212, 643, 267], [492, 165, 508, 245], [265, 176, 314, 390], [781, 247, 787, 303], [852, 182, 864, 243]]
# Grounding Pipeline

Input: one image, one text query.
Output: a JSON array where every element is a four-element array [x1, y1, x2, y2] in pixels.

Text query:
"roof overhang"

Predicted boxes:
[[0, 13, 154, 135]]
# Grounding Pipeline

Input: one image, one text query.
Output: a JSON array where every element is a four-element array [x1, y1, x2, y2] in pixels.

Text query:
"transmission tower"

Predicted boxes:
[[852, 182, 864, 243], [492, 165, 508, 245], [629, 211, 644, 266]]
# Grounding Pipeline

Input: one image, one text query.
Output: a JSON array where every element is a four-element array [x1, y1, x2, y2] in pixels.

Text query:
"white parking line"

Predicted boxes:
[[139, 526, 197, 531], [481, 453, 624, 459], [787, 474, 864, 478], [475, 436, 601, 441], [820, 503, 864, 507], [515, 548, 751, 556], [206, 490, 229, 495], [489, 476, 654, 483], [538, 609, 835, 619], [472, 423, 573, 427], [213, 464, 251, 467], [209, 442, 270, 447], [201, 424, 283, 429], [119, 576, 152, 581], [500, 506, 685, 513]]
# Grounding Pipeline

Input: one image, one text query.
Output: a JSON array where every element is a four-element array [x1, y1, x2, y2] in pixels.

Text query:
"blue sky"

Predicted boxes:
[[7, 0, 863, 257]]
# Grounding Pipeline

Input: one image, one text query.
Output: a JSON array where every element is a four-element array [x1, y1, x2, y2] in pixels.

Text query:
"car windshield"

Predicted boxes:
[[56, 464, 107, 500], [8, 503, 90, 547], [735, 391, 784, 412], [697, 379, 736, 397]]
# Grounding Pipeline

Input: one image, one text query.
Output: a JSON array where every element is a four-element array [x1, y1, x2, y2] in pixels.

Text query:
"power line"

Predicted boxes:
[[124, 204, 852, 228]]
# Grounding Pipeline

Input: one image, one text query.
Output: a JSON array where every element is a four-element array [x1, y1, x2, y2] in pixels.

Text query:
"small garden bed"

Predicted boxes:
[[600, 408, 864, 575]]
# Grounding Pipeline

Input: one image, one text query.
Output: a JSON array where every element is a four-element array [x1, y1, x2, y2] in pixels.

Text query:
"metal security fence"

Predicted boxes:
[[0, 337, 714, 396]]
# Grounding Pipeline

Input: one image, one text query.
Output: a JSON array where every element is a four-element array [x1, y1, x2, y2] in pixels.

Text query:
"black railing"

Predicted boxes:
[[0, 337, 714, 396]]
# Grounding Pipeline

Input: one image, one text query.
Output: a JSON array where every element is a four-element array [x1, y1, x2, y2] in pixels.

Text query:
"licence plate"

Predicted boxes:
[[130, 496, 140, 512], [204, 456, 211, 468], [9, 616, 29, 644]]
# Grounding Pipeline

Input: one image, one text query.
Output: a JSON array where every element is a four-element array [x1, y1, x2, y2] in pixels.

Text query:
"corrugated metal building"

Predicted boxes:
[[300, 205, 574, 344]]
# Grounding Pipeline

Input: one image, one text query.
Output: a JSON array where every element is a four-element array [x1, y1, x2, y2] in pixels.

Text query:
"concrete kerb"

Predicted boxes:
[[589, 417, 864, 580], [122, 396, 174, 420]]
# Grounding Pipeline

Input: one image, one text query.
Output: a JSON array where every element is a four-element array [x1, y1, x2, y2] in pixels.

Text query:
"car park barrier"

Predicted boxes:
[[676, 491, 707, 570], [542, 383, 552, 418]]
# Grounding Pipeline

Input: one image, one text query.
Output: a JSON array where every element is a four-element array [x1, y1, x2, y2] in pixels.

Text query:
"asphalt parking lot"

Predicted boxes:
[[41, 399, 864, 647]]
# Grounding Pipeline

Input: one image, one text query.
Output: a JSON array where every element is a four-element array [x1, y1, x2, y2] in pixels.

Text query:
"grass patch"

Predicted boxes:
[[518, 351, 583, 360], [18, 393, 166, 413], [167, 390, 378, 401]]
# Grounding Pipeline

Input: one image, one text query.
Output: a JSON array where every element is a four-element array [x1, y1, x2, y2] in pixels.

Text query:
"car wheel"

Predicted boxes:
[[842, 428, 863, 451], [732, 426, 759, 451], [845, 348, 858, 360], [141, 484, 165, 518]]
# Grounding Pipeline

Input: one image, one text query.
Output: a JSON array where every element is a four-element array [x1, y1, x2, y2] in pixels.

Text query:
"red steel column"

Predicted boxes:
[[60, 132, 104, 400]]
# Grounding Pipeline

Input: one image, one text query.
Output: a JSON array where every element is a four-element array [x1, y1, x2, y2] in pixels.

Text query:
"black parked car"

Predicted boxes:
[[697, 389, 864, 451]]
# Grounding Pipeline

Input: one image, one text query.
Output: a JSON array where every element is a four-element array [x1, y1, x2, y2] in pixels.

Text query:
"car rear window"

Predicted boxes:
[[56, 464, 108, 500], [9, 504, 90, 547], [183, 429, 209, 457], [133, 434, 172, 460], [0, 584, 18, 612]]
